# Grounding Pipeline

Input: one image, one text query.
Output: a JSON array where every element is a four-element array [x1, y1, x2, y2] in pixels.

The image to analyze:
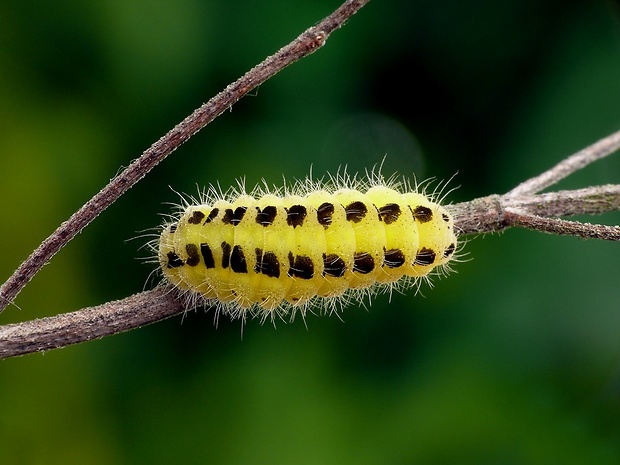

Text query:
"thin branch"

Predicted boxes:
[[451, 185, 620, 235], [503, 185, 620, 216], [2, 178, 620, 359], [506, 128, 620, 197], [0, 0, 371, 314], [0, 288, 184, 359], [501, 210, 620, 240]]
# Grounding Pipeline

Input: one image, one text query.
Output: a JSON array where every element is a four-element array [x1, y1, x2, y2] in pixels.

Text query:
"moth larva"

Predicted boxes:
[[157, 171, 457, 322]]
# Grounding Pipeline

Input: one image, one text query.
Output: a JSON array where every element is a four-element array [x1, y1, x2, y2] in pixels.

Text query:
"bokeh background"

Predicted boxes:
[[1, 0, 620, 463]]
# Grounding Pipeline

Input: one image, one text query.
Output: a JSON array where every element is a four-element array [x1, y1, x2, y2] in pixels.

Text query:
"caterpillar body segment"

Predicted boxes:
[[158, 177, 458, 321]]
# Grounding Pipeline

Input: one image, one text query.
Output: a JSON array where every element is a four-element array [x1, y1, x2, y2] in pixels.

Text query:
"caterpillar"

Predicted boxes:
[[157, 170, 458, 323]]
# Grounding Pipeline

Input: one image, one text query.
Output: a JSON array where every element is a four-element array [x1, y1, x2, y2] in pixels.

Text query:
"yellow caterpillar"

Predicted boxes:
[[157, 172, 457, 322]]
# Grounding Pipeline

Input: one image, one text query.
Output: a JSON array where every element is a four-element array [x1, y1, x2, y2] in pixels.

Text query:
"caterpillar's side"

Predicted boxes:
[[156, 171, 458, 323]]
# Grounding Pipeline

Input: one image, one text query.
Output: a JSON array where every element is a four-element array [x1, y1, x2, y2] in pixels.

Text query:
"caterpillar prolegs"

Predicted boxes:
[[157, 173, 458, 322]]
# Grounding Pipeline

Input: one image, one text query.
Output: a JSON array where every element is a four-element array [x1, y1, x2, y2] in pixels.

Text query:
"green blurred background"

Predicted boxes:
[[1, 0, 620, 463]]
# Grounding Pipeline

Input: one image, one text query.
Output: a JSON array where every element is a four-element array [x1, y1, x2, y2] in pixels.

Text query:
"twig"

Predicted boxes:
[[506, 129, 620, 197], [1, 178, 619, 359], [503, 185, 620, 216], [451, 185, 620, 235], [501, 210, 620, 240], [0, 0, 371, 314], [0, 288, 184, 359]]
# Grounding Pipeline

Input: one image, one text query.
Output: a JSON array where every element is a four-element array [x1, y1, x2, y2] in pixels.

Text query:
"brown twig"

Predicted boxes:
[[451, 185, 620, 235], [0, 0, 371, 314], [501, 210, 620, 240], [1, 178, 619, 359], [506, 129, 620, 197], [0, 288, 184, 359]]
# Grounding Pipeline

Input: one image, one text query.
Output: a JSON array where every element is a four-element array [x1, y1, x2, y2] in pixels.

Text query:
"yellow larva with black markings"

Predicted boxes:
[[158, 174, 457, 322]]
